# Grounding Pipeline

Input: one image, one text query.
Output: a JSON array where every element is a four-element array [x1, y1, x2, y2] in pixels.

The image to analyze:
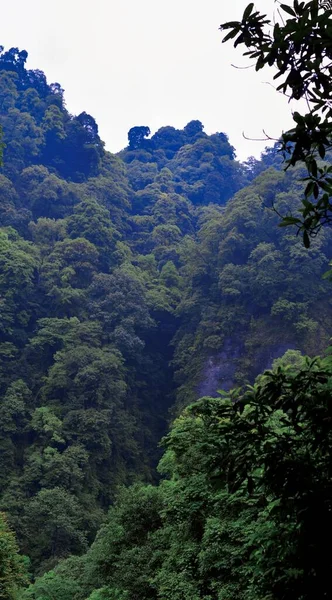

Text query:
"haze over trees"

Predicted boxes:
[[0, 1, 332, 597]]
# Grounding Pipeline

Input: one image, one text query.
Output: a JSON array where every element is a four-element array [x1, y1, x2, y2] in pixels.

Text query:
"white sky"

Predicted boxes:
[[1, 0, 296, 161]]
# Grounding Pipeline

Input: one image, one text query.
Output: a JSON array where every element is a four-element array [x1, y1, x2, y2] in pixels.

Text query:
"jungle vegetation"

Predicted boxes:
[[0, 1, 332, 597]]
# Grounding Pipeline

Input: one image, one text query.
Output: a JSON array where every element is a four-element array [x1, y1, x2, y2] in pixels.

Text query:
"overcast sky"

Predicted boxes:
[[1, 0, 296, 161]]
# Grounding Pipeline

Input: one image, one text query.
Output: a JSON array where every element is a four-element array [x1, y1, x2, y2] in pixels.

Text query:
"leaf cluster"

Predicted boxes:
[[220, 1, 332, 244]]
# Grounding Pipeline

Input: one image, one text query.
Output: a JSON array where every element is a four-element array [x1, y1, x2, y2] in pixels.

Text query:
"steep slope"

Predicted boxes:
[[0, 46, 331, 574], [25, 350, 332, 600], [173, 167, 332, 405]]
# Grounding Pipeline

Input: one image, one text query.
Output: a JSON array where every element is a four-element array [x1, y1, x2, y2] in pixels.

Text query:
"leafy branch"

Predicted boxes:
[[220, 0, 332, 245]]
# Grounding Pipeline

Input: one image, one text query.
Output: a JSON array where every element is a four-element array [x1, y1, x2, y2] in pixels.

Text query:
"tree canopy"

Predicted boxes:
[[0, 32, 331, 599]]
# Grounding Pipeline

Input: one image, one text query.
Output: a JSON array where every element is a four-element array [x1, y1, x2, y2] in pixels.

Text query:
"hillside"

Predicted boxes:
[[0, 44, 331, 585]]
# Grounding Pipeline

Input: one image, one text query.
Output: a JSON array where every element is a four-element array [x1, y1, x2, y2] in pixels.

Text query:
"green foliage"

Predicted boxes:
[[220, 0, 332, 244], [1, 39, 331, 599], [23, 488, 88, 573], [21, 555, 86, 600], [173, 166, 332, 404], [0, 513, 27, 599], [28, 352, 332, 600]]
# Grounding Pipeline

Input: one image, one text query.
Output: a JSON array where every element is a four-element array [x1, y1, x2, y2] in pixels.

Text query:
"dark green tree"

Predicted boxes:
[[128, 126, 151, 150]]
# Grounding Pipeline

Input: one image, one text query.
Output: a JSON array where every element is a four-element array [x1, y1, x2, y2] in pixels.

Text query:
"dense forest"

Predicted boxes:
[[0, 1, 332, 595]]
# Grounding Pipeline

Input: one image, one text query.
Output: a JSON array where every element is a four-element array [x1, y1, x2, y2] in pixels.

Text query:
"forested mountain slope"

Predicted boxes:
[[23, 347, 332, 600], [0, 44, 331, 586]]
